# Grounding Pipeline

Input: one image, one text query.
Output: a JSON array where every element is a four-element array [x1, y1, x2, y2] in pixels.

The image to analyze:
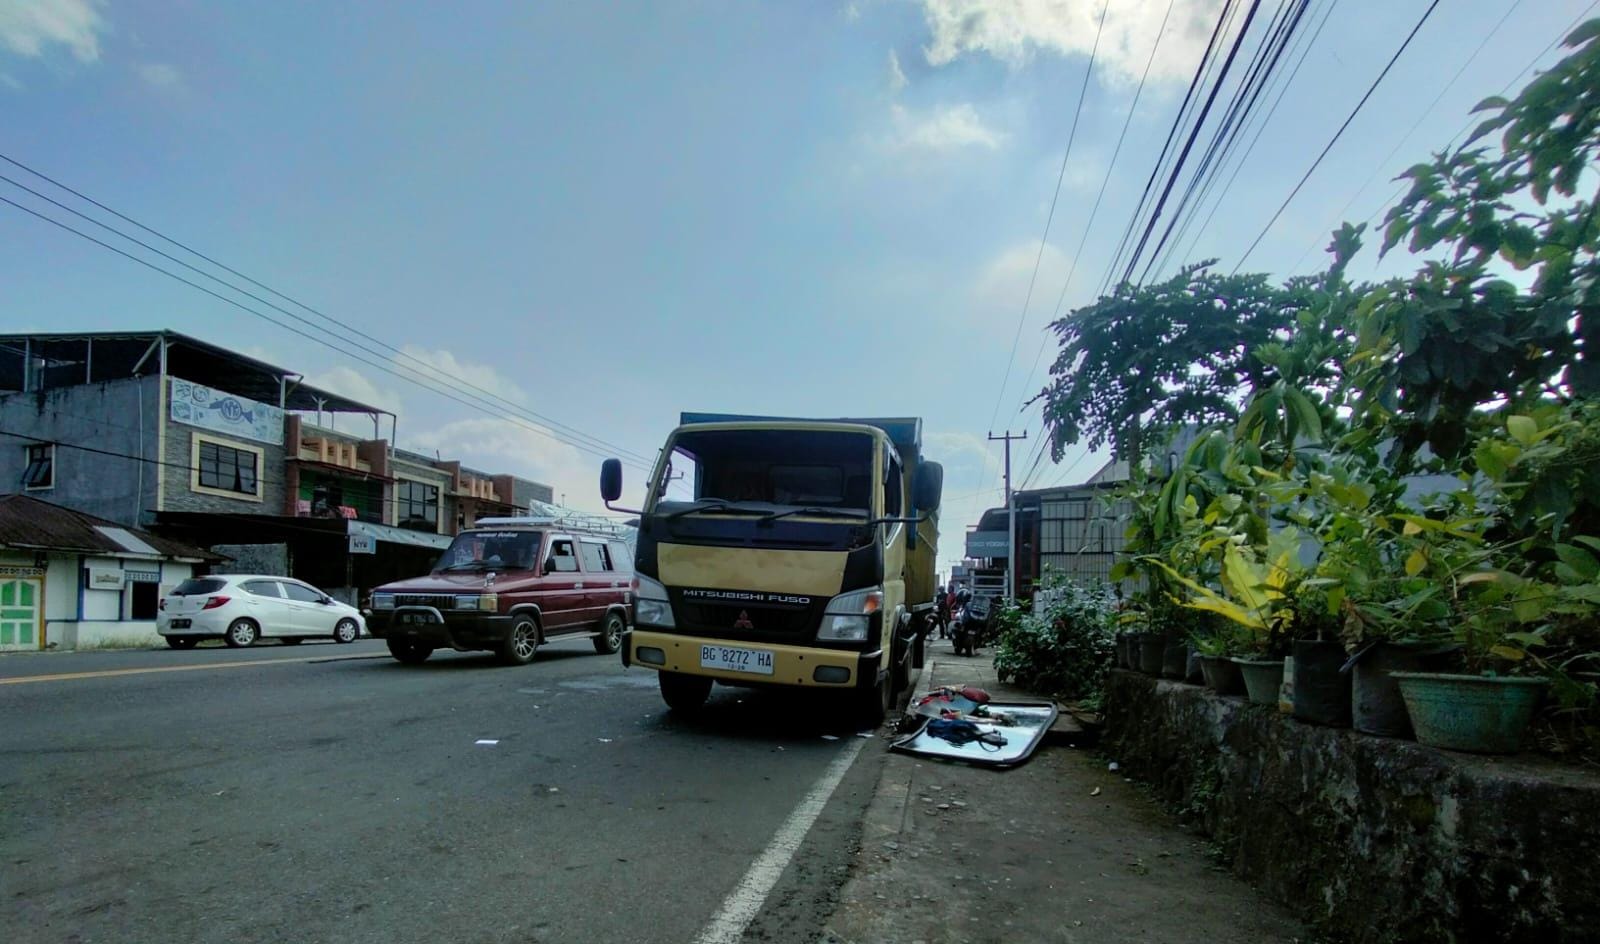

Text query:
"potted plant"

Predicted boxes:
[[1191, 619, 1248, 696]]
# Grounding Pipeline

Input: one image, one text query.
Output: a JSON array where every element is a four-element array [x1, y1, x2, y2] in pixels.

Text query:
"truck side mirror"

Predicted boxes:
[[600, 459, 623, 504], [913, 461, 944, 511]]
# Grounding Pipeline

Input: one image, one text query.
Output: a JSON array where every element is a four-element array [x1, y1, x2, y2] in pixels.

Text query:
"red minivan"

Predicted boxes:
[[366, 518, 634, 665]]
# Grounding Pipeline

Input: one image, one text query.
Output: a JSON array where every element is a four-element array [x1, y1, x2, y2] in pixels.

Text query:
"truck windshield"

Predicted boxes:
[[653, 429, 875, 515], [433, 530, 543, 572]]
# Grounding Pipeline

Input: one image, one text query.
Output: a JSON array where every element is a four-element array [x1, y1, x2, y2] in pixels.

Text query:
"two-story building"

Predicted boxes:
[[0, 330, 555, 608]]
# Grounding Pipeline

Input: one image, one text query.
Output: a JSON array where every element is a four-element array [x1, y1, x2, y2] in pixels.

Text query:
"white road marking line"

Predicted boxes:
[[693, 739, 866, 944]]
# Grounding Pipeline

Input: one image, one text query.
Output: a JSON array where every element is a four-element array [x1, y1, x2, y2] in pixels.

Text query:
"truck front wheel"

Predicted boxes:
[[659, 671, 712, 714], [854, 666, 893, 727]]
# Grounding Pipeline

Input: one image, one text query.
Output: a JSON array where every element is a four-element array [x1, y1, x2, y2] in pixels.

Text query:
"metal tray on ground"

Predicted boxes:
[[888, 702, 1058, 768]]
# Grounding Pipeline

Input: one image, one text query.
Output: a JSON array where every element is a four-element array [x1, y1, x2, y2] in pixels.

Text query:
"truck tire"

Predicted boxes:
[[659, 671, 712, 714], [387, 639, 433, 664], [854, 665, 892, 727], [593, 612, 624, 655], [497, 616, 541, 666]]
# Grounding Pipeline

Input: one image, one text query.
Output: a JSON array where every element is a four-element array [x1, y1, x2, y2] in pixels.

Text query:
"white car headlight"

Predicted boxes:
[[633, 574, 674, 628], [371, 593, 395, 610], [817, 586, 882, 642]]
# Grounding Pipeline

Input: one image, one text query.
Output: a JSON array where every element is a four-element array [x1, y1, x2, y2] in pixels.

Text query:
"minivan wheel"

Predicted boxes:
[[224, 619, 259, 648], [387, 639, 433, 664], [333, 618, 360, 644], [659, 671, 712, 714], [498, 617, 540, 666], [593, 612, 625, 655]]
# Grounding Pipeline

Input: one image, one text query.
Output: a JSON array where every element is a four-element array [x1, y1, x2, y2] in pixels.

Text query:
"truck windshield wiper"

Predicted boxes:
[[439, 561, 493, 572], [756, 507, 867, 524], [663, 499, 758, 520]]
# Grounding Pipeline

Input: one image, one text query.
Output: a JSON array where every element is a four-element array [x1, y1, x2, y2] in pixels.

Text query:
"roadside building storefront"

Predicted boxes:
[[0, 494, 217, 650]]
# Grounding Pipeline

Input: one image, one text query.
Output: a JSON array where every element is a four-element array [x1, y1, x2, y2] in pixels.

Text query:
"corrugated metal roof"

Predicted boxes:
[[0, 494, 219, 561]]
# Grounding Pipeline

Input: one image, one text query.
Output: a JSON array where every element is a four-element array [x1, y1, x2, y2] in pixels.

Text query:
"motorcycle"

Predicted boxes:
[[950, 605, 978, 657]]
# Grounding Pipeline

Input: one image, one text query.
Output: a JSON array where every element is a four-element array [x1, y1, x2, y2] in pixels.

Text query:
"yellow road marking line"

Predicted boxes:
[[0, 654, 371, 685]]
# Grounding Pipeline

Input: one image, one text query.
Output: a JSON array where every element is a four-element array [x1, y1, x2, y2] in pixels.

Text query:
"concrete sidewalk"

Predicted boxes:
[[821, 637, 1310, 943]]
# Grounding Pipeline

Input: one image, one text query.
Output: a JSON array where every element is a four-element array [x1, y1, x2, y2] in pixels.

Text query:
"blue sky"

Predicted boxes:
[[1, 0, 1591, 572]]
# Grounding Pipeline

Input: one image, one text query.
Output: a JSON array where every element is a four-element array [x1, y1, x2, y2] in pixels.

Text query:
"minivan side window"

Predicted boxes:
[[608, 541, 634, 573], [546, 539, 580, 573], [579, 542, 611, 572], [242, 580, 282, 598]]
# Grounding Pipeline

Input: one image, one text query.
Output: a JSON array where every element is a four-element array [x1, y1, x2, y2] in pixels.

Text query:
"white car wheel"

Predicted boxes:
[[334, 618, 360, 644]]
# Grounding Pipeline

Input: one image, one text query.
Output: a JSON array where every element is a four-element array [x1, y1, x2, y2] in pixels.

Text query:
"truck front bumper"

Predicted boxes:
[[622, 628, 879, 688]]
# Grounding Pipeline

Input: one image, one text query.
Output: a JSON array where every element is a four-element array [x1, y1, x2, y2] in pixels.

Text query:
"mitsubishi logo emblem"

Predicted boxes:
[[733, 610, 754, 630]]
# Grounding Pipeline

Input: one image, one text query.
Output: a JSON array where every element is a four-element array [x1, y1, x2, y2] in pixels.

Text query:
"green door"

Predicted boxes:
[[0, 578, 41, 650]]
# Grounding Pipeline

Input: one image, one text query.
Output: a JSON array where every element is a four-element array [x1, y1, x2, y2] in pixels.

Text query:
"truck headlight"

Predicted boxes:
[[455, 593, 499, 611], [818, 587, 882, 642], [371, 593, 395, 610], [633, 575, 674, 628]]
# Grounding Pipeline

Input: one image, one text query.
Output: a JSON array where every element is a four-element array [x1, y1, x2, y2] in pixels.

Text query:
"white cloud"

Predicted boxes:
[[917, 0, 1224, 86], [397, 345, 527, 406], [408, 417, 603, 511], [844, 2, 862, 22], [890, 102, 1005, 152], [976, 240, 1074, 315], [887, 48, 908, 94], [135, 61, 180, 89], [0, 0, 106, 63]]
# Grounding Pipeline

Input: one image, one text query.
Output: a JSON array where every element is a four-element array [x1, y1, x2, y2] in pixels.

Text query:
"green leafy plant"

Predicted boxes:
[[993, 577, 1119, 704]]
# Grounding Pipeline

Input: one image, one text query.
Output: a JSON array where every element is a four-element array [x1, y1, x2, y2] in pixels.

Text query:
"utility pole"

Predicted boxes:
[[988, 430, 1028, 601]]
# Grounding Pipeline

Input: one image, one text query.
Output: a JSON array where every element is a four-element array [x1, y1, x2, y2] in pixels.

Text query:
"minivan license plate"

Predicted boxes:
[[700, 645, 774, 675]]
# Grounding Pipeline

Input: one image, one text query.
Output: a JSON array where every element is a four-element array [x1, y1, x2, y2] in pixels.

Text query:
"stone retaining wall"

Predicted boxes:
[[1103, 670, 1600, 944]]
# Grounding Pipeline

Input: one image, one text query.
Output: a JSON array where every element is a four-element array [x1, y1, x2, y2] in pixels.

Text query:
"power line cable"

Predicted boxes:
[[972, 0, 1113, 512], [0, 154, 654, 466], [1173, 0, 1339, 272], [1009, 0, 1182, 462], [1096, 0, 1245, 300], [974, 0, 1112, 504], [0, 194, 654, 473], [1230, 0, 1444, 274], [1143, 0, 1314, 282], [1284, 0, 1543, 274], [1117, 0, 1267, 287]]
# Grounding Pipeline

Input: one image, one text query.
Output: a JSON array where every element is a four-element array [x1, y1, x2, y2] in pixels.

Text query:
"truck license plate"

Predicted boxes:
[[700, 645, 774, 675], [402, 612, 441, 625]]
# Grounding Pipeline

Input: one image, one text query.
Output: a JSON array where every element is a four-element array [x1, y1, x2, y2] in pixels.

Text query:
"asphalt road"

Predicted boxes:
[[1, 638, 890, 944]]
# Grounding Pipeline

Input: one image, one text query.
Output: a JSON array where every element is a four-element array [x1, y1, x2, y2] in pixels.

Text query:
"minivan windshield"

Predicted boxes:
[[651, 429, 875, 518], [433, 530, 543, 573]]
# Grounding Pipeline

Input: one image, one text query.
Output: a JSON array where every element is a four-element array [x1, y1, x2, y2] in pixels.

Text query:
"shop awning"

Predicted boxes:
[[347, 519, 452, 550]]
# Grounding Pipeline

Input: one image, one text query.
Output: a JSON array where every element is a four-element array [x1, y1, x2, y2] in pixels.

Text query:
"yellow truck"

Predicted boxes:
[[600, 413, 943, 721]]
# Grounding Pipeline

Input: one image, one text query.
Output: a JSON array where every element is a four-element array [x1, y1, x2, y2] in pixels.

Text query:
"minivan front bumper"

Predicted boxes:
[[369, 606, 513, 651]]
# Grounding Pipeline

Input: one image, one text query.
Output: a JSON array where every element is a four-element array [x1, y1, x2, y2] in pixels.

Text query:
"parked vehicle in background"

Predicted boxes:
[[158, 575, 366, 648], [601, 413, 943, 722], [365, 516, 635, 666]]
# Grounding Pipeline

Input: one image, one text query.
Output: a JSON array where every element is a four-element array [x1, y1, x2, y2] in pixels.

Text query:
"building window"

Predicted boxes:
[[192, 435, 262, 500], [397, 480, 440, 532], [22, 444, 53, 490]]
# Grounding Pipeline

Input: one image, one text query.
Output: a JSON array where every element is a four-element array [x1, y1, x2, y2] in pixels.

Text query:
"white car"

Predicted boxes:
[[158, 575, 366, 649]]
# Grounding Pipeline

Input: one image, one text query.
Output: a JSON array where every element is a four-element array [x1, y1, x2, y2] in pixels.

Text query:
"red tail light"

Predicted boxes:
[[202, 595, 231, 610]]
